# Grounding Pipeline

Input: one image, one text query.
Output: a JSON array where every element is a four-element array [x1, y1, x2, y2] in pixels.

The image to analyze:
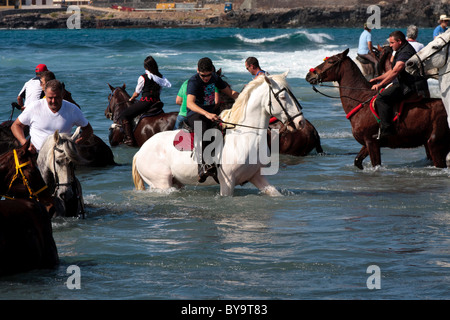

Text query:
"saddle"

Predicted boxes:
[[356, 54, 373, 65], [131, 101, 164, 130], [173, 121, 222, 184], [371, 90, 423, 123]]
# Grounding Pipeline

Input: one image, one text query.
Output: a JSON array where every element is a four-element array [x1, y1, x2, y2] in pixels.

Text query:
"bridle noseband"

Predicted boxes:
[[268, 84, 303, 127]]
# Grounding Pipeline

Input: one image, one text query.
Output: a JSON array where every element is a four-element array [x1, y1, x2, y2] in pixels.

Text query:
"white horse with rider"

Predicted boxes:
[[132, 72, 305, 196]]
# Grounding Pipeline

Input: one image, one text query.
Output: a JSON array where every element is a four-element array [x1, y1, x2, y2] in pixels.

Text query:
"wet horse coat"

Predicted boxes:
[[306, 49, 450, 169]]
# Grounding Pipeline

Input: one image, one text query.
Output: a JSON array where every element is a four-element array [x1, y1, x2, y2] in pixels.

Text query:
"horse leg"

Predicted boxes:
[[426, 137, 447, 168], [354, 146, 369, 170], [367, 140, 382, 168], [249, 172, 281, 196]]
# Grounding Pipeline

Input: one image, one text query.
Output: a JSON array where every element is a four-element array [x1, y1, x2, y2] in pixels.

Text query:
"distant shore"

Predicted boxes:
[[0, 2, 448, 29]]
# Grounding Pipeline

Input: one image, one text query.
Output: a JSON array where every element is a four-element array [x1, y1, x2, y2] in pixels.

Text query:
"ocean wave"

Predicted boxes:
[[235, 30, 334, 47]]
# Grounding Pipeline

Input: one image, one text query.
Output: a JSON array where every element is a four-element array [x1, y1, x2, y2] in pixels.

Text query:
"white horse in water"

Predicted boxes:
[[132, 72, 305, 196], [37, 128, 87, 217], [405, 29, 450, 166]]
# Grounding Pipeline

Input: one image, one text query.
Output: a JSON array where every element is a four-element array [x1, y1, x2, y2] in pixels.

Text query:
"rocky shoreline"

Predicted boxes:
[[1, 2, 449, 29]]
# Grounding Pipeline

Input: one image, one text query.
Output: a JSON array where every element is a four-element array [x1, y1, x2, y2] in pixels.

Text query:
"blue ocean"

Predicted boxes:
[[0, 26, 449, 301]]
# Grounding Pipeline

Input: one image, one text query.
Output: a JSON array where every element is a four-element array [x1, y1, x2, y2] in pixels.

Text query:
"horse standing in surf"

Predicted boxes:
[[132, 72, 305, 196]]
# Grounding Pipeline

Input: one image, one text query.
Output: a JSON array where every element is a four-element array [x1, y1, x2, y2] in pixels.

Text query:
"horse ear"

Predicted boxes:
[[282, 70, 289, 78], [53, 130, 60, 144], [108, 83, 115, 92], [71, 126, 82, 141], [122, 83, 126, 90], [342, 48, 350, 57]]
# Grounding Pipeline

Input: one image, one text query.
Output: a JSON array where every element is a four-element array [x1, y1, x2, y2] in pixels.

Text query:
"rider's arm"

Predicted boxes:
[[11, 118, 35, 153], [75, 123, 94, 145], [186, 94, 219, 122], [11, 118, 28, 146], [370, 61, 405, 91]]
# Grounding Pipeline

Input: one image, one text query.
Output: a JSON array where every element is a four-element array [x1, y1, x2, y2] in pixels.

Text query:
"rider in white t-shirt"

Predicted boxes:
[[17, 64, 48, 110], [11, 79, 93, 153]]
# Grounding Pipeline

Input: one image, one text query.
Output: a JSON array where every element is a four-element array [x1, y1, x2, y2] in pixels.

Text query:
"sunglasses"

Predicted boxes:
[[199, 72, 212, 78]]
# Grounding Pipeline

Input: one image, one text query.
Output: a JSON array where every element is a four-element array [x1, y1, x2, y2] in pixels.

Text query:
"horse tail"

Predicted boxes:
[[132, 154, 145, 190]]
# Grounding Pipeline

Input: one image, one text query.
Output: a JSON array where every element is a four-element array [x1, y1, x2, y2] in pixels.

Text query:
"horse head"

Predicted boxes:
[[37, 130, 87, 217], [406, 32, 450, 78], [105, 83, 131, 122], [0, 140, 55, 215], [264, 72, 305, 132], [306, 48, 350, 85]]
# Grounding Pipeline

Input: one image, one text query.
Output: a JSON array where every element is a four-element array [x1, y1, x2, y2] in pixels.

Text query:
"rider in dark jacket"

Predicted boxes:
[[118, 56, 171, 146], [370, 30, 429, 139]]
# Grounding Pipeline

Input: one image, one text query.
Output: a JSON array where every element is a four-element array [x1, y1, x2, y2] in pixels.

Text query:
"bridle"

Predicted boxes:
[[412, 36, 450, 78], [309, 55, 345, 85], [219, 81, 303, 130], [52, 145, 75, 192], [268, 84, 303, 127], [2, 149, 48, 200]]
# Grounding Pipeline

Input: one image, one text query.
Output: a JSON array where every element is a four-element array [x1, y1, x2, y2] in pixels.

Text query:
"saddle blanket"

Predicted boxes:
[[173, 130, 194, 151]]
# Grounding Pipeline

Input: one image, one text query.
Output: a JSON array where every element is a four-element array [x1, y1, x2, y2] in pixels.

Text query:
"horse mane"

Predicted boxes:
[[219, 74, 287, 127]]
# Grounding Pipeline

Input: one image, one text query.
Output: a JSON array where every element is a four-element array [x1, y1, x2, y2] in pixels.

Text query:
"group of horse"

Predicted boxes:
[[2, 32, 450, 275]]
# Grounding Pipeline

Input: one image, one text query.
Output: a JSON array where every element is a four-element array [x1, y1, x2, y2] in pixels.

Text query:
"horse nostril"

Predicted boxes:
[[406, 61, 414, 67]]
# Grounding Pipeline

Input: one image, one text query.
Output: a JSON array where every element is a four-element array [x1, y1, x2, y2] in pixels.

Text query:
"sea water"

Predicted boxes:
[[0, 27, 449, 301]]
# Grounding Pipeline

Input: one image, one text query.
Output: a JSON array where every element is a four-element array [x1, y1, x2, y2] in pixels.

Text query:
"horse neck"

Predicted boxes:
[[237, 83, 269, 130], [337, 58, 373, 112], [112, 90, 131, 121]]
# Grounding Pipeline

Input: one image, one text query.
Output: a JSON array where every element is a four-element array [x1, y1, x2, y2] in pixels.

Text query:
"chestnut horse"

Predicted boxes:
[[306, 48, 450, 169], [105, 84, 177, 147], [0, 140, 54, 213], [355, 44, 393, 80], [0, 141, 59, 275]]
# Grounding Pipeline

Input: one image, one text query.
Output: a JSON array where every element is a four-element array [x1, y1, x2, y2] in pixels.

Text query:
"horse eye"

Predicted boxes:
[[432, 45, 441, 50]]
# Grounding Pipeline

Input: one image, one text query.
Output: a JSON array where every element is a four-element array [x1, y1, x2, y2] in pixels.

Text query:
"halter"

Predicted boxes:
[[413, 36, 450, 78], [3, 149, 48, 200]]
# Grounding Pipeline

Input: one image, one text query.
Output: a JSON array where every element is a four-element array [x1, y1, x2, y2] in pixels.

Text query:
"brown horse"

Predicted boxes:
[[356, 44, 393, 80], [0, 140, 54, 213], [0, 141, 59, 275], [0, 198, 59, 276], [306, 48, 450, 169], [106, 84, 177, 147]]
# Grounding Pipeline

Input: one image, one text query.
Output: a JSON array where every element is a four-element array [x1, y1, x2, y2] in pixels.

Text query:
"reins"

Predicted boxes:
[[2, 149, 48, 200]]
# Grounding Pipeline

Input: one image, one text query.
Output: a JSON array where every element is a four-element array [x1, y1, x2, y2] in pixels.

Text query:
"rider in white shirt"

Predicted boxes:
[[12, 79, 93, 153], [17, 64, 48, 110]]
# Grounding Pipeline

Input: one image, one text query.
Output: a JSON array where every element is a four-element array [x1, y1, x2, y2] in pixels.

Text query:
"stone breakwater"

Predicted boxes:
[[0, 2, 449, 29]]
